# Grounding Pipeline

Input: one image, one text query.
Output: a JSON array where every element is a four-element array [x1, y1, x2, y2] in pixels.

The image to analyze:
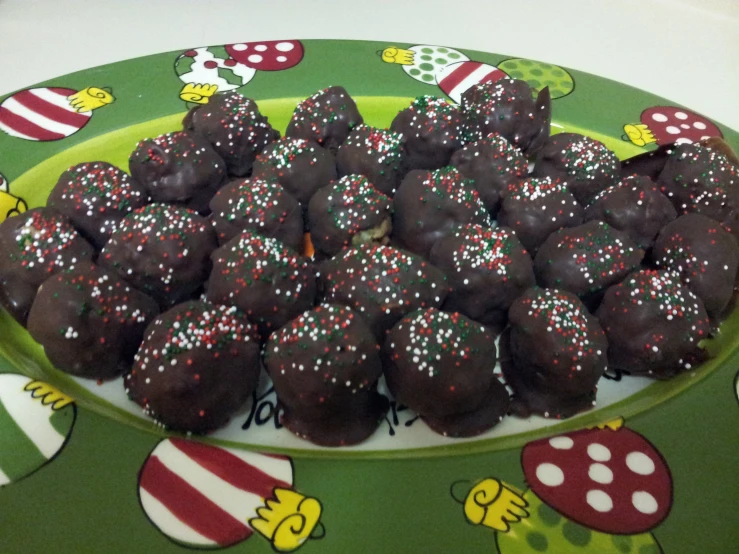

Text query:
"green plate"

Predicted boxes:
[[1, 39, 738, 553]]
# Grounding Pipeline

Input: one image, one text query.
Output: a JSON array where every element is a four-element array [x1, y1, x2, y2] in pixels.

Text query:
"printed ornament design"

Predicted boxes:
[[381, 44, 469, 84], [0, 86, 114, 141], [497, 58, 574, 99], [0, 172, 27, 223], [436, 61, 507, 103], [138, 438, 323, 551], [175, 41, 304, 104], [623, 106, 723, 147], [0, 374, 75, 486]]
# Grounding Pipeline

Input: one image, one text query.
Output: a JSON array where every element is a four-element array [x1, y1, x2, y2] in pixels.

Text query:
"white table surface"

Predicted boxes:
[[0, 0, 737, 130]]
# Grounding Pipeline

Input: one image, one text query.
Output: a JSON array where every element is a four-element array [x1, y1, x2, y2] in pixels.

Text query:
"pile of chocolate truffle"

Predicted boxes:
[[1, 80, 738, 447]]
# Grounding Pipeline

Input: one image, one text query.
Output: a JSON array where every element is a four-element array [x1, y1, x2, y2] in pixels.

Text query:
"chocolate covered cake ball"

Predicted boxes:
[[390, 96, 464, 170], [125, 301, 261, 433], [47, 162, 149, 249], [383, 308, 509, 437], [392, 166, 491, 258], [449, 133, 528, 215], [429, 224, 535, 330], [461, 78, 551, 156], [204, 231, 316, 338], [659, 142, 738, 210], [652, 214, 739, 319], [336, 124, 407, 196], [533, 221, 644, 306], [584, 175, 677, 249], [505, 287, 608, 418], [183, 92, 279, 177], [265, 304, 387, 446], [251, 138, 337, 207], [129, 131, 226, 214], [595, 270, 710, 379], [0, 208, 94, 325], [209, 177, 303, 250], [534, 133, 620, 205], [497, 176, 584, 253], [285, 86, 363, 152], [319, 244, 448, 339], [308, 174, 392, 258], [99, 204, 217, 309], [27, 264, 159, 380]]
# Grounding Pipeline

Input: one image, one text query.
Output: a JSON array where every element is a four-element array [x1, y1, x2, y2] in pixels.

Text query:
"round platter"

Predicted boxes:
[[1, 39, 738, 553]]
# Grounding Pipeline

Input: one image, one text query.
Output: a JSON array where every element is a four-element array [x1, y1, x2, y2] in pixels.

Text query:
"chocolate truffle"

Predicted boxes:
[[204, 231, 316, 338], [209, 177, 303, 250], [183, 92, 279, 177], [449, 133, 528, 215], [533, 221, 645, 306], [505, 287, 608, 418], [27, 264, 159, 380], [497, 176, 584, 254], [595, 270, 710, 379], [383, 308, 509, 437], [285, 86, 363, 152], [658, 142, 738, 210], [264, 304, 387, 446], [534, 133, 620, 205], [652, 213, 739, 319], [0, 208, 94, 325], [99, 204, 217, 309], [319, 244, 448, 340], [336, 124, 407, 196], [392, 166, 491, 258], [429, 224, 535, 330], [47, 162, 149, 249], [129, 131, 226, 214], [308, 174, 392, 258], [461, 78, 551, 156], [584, 175, 677, 249], [251, 138, 337, 207], [125, 301, 261, 433], [620, 143, 675, 181], [390, 96, 464, 170]]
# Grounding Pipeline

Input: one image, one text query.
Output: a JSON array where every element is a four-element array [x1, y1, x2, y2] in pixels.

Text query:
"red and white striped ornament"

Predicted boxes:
[[436, 61, 508, 104], [0, 88, 91, 142], [138, 438, 293, 549]]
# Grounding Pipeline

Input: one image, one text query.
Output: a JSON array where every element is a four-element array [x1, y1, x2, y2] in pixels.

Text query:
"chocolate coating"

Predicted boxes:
[[505, 287, 608, 418], [251, 138, 337, 207], [129, 131, 226, 214], [336, 124, 407, 196], [265, 304, 387, 447], [534, 221, 644, 304], [99, 204, 217, 309], [392, 166, 491, 258], [652, 213, 739, 319], [584, 175, 677, 249], [183, 92, 279, 177], [390, 96, 464, 170], [449, 133, 528, 215], [308, 175, 392, 257], [534, 133, 620, 205], [285, 86, 363, 153], [461, 78, 551, 156], [383, 308, 508, 437], [319, 244, 449, 340], [595, 270, 710, 379], [497, 176, 584, 254], [659, 143, 738, 210], [27, 264, 158, 380], [209, 177, 303, 250], [204, 231, 316, 338], [47, 162, 149, 249], [0, 208, 94, 325], [429, 224, 535, 329], [620, 144, 675, 180], [125, 301, 261, 433]]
